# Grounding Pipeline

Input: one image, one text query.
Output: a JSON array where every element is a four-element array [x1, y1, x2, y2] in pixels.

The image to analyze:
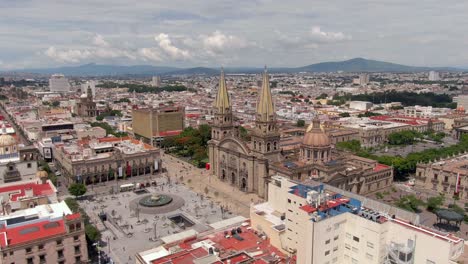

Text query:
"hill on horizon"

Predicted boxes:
[[3, 58, 464, 76]]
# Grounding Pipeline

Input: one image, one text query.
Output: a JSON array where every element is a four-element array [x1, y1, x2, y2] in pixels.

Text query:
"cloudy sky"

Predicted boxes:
[[0, 0, 467, 69]]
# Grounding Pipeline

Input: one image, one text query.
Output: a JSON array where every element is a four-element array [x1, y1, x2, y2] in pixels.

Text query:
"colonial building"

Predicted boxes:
[[209, 69, 393, 198], [75, 85, 98, 117], [0, 131, 39, 184], [415, 153, 468, 200], [53, 137, 160, 186]]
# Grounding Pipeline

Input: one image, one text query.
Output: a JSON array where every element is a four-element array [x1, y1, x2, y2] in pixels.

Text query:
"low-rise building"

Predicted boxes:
[[53, 136, 160, 186], [0, 201, 88, 264], [416, 153, 468, 199]]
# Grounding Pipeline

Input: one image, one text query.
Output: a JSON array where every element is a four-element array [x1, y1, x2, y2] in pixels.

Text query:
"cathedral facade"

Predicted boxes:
[[209, 69, 393, 199]]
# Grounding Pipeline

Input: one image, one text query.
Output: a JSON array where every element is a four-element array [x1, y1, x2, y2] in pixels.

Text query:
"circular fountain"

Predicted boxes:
[[139, 193, 173, 207]]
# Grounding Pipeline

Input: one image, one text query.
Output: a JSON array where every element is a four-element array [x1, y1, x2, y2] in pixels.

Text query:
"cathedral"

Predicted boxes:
[[208, 69, 393, 198]]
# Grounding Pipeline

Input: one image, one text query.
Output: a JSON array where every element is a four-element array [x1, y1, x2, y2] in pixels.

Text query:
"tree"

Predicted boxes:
[[64, 197, 80, 213], [85, 224, 101, 242], [296, 119, 305, 127], [339, 112, 350, 118], [51, 101, 60, 107], [68, 183, 87, 198], [395, 195, 424, 213], [426, 195, 444, 212]]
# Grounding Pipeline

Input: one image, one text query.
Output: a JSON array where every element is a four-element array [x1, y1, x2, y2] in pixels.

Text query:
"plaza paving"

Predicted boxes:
[[78, 175, 238, 264]]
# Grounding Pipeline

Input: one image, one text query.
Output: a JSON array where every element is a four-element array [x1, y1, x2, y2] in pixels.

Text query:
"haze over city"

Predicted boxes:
[[1, 1, 468, 264], [1, 0, 467, 70]]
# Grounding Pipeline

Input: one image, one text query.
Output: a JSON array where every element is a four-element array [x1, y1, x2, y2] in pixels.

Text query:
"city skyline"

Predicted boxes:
[[1, 0, 467, 70]]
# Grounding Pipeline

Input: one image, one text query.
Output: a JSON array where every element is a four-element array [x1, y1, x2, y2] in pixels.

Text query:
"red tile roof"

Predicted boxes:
[[0, 218, 68, 248], [373, 163, 390, 172], [0, 182, 55, 202]]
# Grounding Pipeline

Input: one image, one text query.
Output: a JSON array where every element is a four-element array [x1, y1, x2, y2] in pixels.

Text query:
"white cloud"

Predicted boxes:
[[202, 31, 248, 54], [154, 33, 191, 60], [309, 26, 351, 42], [138, 48, 163, 62], [92, 34, 110, 47], [44, 46, 92, 63]]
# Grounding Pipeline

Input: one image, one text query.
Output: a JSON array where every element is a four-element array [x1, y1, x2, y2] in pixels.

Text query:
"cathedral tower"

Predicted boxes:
[[211, 68, 233, 141], [252, 67, 280, 161]]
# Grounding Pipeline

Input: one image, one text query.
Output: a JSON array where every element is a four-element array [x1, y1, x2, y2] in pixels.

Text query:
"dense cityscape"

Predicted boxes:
[[1, 1, 468, 264]]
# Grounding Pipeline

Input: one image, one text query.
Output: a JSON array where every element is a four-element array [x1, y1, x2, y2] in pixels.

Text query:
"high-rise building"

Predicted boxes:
[[353, 73, 370, 85], [49, 74, 70, 92], [151, 76, 161, 87], [251, 175, 464, 264], [132, 106, 185, 145], [429, 71, 440, 81]]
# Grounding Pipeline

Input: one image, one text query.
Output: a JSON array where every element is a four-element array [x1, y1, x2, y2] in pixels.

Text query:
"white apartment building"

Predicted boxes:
[[251, 175, 464, 264], [49, 74, 70, 92], [429, 71, 440, 81], [151, 76, 161, 87], [349, 101, 373, 111]]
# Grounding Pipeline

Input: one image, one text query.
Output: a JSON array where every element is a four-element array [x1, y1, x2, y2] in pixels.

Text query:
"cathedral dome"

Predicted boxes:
[[0, 134, 16, 147], [302, 117, 330, 147]]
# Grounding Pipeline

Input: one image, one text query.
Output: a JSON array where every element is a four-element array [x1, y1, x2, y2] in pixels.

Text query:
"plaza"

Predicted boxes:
[[77, 174, 240, 264]]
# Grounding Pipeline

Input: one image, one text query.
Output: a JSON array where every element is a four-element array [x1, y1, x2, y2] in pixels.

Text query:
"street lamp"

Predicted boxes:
[[93, 241, 101, 264]]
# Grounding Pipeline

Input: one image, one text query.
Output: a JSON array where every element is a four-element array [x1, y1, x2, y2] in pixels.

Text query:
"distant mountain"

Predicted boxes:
[[4, 58, 465, 76], [294, 58, 460, 73], [11, 63, 179, 76]]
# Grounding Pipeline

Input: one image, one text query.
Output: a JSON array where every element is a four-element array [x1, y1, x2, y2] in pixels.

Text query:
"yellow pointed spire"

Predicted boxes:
[[213, 67, 230, 114], [256, 66, 275, 122]]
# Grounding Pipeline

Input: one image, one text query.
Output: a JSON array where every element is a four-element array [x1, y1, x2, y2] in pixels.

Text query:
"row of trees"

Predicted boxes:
[[332, 90, 455, 108], [387, 130, 446, 145], [161, 125, 211, 167], [90, 122, 127, 137], [97, 82, 195, 93], [337, 135, 468, 180]]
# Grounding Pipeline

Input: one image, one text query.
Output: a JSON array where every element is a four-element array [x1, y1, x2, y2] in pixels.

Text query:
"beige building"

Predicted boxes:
[[132, 106, 185, 145], [53, 136, 160, 186], [75, 86, 98, 118], [251, 175, 464, 264], [0, 201, 88, 264], [416, 153, 468, 199]]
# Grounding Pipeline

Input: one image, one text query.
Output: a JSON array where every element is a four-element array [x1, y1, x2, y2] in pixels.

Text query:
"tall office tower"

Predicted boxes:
[[49, 74, 70, 92], [428, 71, 440, 81], [151, 76, 161, 87]]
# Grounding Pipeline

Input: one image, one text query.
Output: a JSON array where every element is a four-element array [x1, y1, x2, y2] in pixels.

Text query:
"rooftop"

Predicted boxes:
[[0, 180, 56, 202], [147, 221, 291, 264]]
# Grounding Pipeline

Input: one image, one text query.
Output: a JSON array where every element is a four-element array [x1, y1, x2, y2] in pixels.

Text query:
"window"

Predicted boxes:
[[39, 255, 46, 263], [2, 252, 6, 258], [57, 250, 64, 259], [26, 248, 32, 254], [325, 250, 330, 256], [75, 256, 81, 263], [27, 163, 32, 168], [426, 260, 435, 264], [74, 235, 80, 241], [366, 253, 373, 260], [38, 244, 44, 250], [352, 247, 358, 253], [367, 242, 374, 248], [352, 258, 358, 264], [27, 258, 33, 264], [334, 235, 339, 241], [333, 246, 338, 252], [325, 239, 330, 244], [345, 244, 351, 250], [287, 199, 291, 204], [56, 239, 62, 246], [75, 245, 81, 254], [353, 236, 360, 242], [444, 176, 449, 182]]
